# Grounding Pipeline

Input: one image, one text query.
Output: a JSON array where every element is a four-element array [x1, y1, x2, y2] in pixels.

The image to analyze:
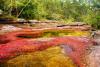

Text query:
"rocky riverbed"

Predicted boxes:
[[0, 23, 100, 67], [86, 30, 100, 67]]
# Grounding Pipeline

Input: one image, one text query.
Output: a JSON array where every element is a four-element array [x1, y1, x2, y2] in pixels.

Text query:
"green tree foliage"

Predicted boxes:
[[0, 0, 100, 29]]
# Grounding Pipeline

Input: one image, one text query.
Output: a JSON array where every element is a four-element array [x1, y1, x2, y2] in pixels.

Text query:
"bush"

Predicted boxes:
[[82, 10, 100, 29]]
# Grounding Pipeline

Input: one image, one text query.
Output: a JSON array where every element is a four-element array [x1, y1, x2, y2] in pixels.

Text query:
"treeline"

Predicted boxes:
[[0, 0, 100, 28]]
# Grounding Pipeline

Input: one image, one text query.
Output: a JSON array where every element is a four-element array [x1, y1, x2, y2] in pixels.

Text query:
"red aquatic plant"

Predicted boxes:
[[0, 36, 93, 67], [1, 28, 89, 42]]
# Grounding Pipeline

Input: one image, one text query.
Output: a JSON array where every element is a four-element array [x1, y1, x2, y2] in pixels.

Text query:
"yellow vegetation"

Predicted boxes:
[[42, 30, 90, 37], [6, 46, 76, 67]]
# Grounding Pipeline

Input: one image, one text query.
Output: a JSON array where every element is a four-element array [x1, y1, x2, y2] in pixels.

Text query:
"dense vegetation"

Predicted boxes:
[[0, 0, 100, 29]]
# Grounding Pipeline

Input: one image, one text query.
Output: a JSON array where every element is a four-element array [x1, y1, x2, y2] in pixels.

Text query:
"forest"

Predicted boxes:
[[0, 0, 100, 28]]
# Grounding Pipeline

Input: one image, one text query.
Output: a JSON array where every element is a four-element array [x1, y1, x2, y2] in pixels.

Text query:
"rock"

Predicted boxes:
[[16, 18, 27, 23], [0, 25, 22, 32], [69, 22, 86, 26], [93, 30, 100, 45], [28, 20, 38, 23], [86, 30, 100, 67], [95, 30, 100, 35], [0, 9, 3, 15], [86, 46, 100, 67]]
